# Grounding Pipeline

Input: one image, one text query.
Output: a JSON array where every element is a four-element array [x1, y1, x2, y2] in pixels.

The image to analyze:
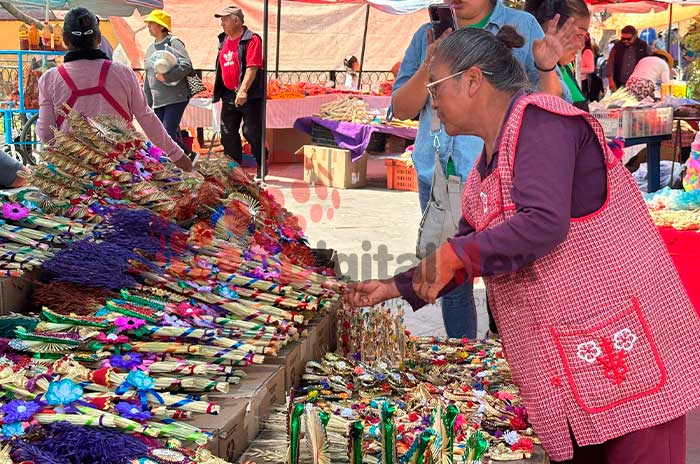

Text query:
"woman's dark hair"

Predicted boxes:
[[432, 26, 529, 93], [344, 55, 358, 69], [524, 0, 590, 28], [63, 7, 100, 50]]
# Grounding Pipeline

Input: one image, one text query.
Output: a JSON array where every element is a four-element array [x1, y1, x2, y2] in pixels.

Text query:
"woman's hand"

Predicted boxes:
[[156, 73, 166, 82], [425, 28, 453, 67], [174, 155, 193, 172], [343, 279, 400, 308], [532, 14, 580, 71], [10, 165, 32, 188], [412, 243, 465, 304]]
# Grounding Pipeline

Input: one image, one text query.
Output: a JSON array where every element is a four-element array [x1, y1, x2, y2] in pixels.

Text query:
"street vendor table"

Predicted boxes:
[[180, 94, 393, 130], [294, 116, 418, 161], [657, 226, 700, 315], [238, 430, 550, 463], [624, 134, 672, 193]]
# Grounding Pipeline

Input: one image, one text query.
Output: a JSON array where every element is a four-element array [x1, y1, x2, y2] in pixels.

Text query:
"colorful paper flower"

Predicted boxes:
[[1, 203, 29, 221], [96, 332, 129, 344], [115, 402, 152, 422], [124, 370, 156, 391], [114, 317, 146, 333], [105, 185, 124, 200], [46, 379, 83, 406], [2, 422, 25, 438], [216, 285, 239, 301], [504, 431, 521, 446], [511, 437, 534, 454], [173, 302, 204, 318], [147, 145, 165, 159], [162, 314, 189, 328], [1, 400, 41, 422], [109, 353, 143, 371]]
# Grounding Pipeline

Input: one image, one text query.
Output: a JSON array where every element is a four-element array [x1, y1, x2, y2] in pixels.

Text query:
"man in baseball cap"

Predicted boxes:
[[212, 6, 267, 180], [214, 6, 244, 20]]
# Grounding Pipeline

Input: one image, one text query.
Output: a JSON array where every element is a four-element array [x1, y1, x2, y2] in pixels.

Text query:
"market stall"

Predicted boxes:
[[180, 93, 393, 131]]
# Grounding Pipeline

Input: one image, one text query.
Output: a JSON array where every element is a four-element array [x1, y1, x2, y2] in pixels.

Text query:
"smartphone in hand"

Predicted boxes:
[[429, 5, 457, 40]]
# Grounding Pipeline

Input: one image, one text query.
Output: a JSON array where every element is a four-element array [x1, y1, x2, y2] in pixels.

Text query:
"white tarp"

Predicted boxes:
[[110, 0, 432, 71]]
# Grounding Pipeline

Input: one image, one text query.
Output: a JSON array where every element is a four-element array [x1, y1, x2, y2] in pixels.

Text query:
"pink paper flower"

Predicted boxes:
[[147, 145, 164, 159], [174, 302, 204, 318], [2, 203, 29, 221], [96, 332, 129, 344], [114, 317, 146, 333], [105, 185, 124, 200]]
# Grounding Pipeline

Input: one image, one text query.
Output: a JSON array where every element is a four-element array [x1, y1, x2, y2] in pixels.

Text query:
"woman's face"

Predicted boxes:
[[428, 61, 474, 136], [147, 21, 163, 38], [559, 15, 592, 65]]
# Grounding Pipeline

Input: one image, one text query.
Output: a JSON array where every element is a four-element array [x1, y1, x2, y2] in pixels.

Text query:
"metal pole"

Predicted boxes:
[[261, 0, 269, 180], [666, 3, 672, 53], [275, 0, 282, 78], [357, 5, 370, 91]]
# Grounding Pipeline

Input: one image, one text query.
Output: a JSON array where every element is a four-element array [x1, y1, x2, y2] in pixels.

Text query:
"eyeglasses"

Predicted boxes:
[[620, 36, 634, 42], [426, 68, 493, 100]]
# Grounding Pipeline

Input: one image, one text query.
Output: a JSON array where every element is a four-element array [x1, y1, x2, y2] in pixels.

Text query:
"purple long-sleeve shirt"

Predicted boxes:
[[395, 101, 607, 310]]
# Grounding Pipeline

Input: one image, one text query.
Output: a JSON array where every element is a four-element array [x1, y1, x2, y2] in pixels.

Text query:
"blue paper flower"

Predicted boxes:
[[109, 353, 143, 371], [46, 379, 83, 406], [115, 402, 152, 422], [2, 422, 24, 438], [216, 285, 239, 300], [125, 370, 156, 391], [1, 400, 41, 422]]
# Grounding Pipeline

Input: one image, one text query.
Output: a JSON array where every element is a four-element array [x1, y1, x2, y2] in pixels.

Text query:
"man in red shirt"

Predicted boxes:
[[213, 6, 266, 179]]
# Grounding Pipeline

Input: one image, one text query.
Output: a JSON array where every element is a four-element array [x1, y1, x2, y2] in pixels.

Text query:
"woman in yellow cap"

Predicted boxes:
[[143, 9, 194, 157], [626, 49, 674, 100]]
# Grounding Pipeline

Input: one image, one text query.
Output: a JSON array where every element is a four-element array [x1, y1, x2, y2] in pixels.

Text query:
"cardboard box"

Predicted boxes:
[[303, 311, 336, 363], [209, 364, 285, 441], [0, 273, 35, 315], [265, 340, 305, 390], [297, 145, 368, 189], [188, 398, 250, 462], [266, 128, 310, 164]]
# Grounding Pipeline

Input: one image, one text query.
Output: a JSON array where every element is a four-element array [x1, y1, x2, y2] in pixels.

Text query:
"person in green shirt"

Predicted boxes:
[[525, 0, 592, 111]]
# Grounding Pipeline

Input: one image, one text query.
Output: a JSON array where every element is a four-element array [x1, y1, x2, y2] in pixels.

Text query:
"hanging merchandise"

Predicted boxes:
[[683, 134, 700, 191]]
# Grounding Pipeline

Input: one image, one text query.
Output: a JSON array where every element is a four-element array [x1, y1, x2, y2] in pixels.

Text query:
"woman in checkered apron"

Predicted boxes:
[[346, 26, 700, 464]]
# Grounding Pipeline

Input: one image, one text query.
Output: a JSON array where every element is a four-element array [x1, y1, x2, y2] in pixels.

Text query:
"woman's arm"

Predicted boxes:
[[660, 62, 671, 84], [394, 217, 476, 310], [37, 72, 57, 143], [391, 25, 432, 121], [125, 67, 192, 171]]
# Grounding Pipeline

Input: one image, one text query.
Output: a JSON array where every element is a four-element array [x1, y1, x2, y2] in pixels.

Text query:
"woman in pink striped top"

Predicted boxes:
[[37, 7, 193, 172]]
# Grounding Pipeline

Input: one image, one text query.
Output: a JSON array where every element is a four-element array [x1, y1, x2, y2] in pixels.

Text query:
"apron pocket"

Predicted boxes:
[[549, 297, 667, 414]]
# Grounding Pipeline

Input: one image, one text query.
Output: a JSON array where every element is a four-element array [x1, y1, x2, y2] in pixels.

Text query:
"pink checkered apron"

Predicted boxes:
[[462, 94, 700, 461]]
